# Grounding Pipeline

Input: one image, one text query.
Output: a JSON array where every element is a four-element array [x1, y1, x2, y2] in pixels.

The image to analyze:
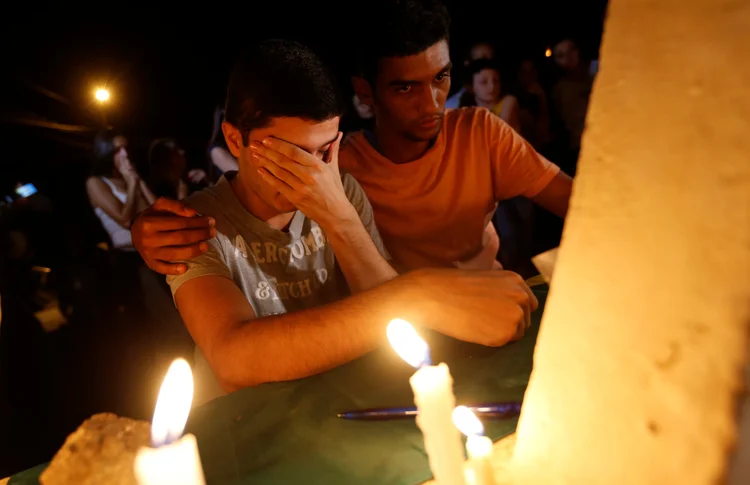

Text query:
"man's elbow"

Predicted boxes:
[[209, 350, 267, 392]]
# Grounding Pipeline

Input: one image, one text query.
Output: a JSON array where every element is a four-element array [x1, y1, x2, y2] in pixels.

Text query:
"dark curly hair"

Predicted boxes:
[[355, 0, 451, 83], [224, 39, 345, 147]]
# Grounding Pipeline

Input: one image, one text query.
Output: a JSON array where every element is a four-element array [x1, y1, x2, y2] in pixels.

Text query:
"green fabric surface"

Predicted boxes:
[[8, 464, 47, 485], [10, 286, 546, 485]]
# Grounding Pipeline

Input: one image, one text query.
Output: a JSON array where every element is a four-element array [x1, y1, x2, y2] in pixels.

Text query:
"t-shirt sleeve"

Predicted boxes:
[[484, 109, 561, 200], [166, 238, 232, 297], [341, 172, 391, 261]]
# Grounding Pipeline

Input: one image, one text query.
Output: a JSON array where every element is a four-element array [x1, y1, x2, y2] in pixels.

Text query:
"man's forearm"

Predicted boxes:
[[322, 214, 397, 293], [214, 275, 413, 391]]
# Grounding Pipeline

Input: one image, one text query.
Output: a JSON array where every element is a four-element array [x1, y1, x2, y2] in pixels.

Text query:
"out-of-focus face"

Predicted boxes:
[[472, 68, 501, 106], [371, 40, 452, 142], [518, 60, 538, 88], [168, 147, 187, 179], [112, 135, 131, 175], [223, 116, 340, 213], [553, 40, 580, 72], [470, 43, 494, 61]]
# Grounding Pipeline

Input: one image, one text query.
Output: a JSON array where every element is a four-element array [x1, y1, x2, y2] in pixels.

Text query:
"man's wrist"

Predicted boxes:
[[318, 207, 361, 235]]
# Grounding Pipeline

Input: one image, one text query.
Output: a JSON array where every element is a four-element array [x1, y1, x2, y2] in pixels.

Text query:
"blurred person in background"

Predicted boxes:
[[459, 59, 521, 133], [86, 131, 156, 251], [516, 58, 552, 152], [85, 130, 169, 319], [551, 38, 594, 174], [207, 106, 239, 178], [87, 131, 192, 392], [445, 40, 495, 109], [148, 138, 209, 200]]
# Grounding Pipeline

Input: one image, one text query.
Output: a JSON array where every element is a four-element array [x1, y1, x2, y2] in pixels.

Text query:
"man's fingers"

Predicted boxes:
[[521, 280, 539, 313], [150, 197, 199, 217], [257, 169, 299, 204], [500, 272, 537, 330], [257, 167, 298, 197], [327, 132, 343, 171], [147, 227, 215, 247], [513, 316, 526, 341], [148, 260, 189, 276], [515, 280, 536, 329], [524, 297, 532, 330], [259, 137, 318, 167], [252, 149, 312, 183], [258, 168, 299, 203], [151, 243, 209, 262], [141, 215, 215, 233], [253, 154, 304, 191]]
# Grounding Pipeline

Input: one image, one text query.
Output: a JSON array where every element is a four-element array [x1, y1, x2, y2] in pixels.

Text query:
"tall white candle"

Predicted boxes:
[[388, 319, 466, 485], [134, 359, 206, 485], [452, 406, 496, 485]]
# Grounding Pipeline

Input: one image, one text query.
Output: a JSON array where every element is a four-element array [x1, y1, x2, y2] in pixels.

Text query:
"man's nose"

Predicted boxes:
[[419, 86, 440, 114]]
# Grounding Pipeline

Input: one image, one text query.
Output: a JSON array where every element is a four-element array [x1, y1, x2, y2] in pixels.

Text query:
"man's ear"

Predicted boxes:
[[351, 76, 374, 106], [222, 121, 243, 158]]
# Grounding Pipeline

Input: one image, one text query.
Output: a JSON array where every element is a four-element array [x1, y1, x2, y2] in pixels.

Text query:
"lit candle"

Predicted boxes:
[[387, 319, 466, 485], [452, 406, 496, 485], [133, 359, 206, 485]]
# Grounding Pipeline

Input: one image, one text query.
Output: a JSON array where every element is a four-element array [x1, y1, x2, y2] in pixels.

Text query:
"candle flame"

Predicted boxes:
[[151, 358, 194, 447], [545, 47, 552, 58], [453, 406, 484, 436], [387, 318, 430, 368]]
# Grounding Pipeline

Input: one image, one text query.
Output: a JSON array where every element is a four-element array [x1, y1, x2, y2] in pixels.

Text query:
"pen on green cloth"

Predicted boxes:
[[337, 402, 521, 421]]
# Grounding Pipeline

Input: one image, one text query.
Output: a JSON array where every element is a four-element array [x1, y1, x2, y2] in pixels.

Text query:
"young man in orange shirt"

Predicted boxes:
[[132, 0, 571, 276], [341, 0, 571, 272]]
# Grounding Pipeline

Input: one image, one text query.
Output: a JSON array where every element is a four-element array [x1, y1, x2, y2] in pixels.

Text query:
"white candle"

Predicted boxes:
[[452, 406, 496, 485], [388, 319, 466, 485], [134, 359, 206, 485]]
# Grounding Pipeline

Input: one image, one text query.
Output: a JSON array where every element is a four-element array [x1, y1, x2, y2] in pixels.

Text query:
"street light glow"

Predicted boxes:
[[95, 88, 110, 102]]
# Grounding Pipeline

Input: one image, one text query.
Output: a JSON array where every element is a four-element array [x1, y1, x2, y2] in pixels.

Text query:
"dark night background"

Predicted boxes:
[[0, 0, 607, 197], [0, 0, 607, 477]]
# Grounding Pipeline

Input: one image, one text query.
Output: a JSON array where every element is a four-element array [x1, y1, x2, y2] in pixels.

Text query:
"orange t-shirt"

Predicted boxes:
[[339, 107, 560, 270]]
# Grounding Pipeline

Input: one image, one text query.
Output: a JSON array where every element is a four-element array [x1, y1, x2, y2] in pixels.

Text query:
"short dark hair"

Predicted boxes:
[[355, 0, 451, 82], [91, 130, 121, 176], [466, 58, 501, 79], [224, 39, 344, 146], [553, 37, 580, 51], [464, 40, 495, 60]]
